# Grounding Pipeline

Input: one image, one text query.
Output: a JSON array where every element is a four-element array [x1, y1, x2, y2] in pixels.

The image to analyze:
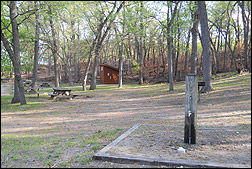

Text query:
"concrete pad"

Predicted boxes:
[[93, 124, 251, 168]]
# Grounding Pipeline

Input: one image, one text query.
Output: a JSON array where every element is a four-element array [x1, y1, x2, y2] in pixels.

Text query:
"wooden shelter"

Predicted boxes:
[[99, 64, 119, 84]]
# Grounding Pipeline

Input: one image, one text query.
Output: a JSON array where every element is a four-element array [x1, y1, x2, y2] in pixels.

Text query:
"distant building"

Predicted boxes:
[[99, 64, 119, 84]]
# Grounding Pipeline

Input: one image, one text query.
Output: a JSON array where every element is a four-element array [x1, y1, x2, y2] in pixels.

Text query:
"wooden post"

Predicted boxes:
[[184, 73, 198, 144]]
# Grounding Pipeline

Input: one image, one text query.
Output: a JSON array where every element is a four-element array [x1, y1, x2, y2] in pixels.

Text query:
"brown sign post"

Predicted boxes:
[[184, 73, 198, 144]]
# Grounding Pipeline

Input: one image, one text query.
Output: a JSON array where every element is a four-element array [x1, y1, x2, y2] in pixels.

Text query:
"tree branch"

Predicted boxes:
[[1, 21, 12, 34], [1, 30, 14, 62], [17, 11, 37, 26]]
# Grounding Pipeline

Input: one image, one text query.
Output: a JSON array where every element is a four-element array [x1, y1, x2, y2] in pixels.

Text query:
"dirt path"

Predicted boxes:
[[1, 74, 251, 168]]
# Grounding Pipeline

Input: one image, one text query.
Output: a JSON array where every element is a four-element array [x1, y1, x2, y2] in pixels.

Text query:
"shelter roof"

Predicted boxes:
[[99, 64, 119, 72]]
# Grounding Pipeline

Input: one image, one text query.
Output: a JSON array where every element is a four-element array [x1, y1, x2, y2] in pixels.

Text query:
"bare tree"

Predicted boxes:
[[238, 1, 250, 70]]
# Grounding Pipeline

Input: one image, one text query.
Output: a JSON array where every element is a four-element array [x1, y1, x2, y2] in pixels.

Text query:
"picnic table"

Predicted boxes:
[[53, 87, 72, 95], [40, 82, 50, 87], [48, 87, 77, 101], [23, 80, 32, 93], [24, 80, 32, 87]]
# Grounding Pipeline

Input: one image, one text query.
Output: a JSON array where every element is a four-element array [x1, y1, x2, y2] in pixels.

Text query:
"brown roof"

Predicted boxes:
[[99, 64, 119, 72]]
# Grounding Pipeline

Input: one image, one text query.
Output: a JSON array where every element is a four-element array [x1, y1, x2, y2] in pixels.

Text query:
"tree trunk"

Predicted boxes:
[[223, 31, 228, 71], [216, 31, 220, 73], [58, 63, 62, 83], [118, 50, 123, 88], [191, 8, 199, 74], [171, 28, 176, 77], [77, 20, 81, 82], [209, 35, 219, 75], [210, 45, 216, 75], [82, 38, 96, 91], [72, 21, 78, 83], [118, 6, 125, 88], [48, 5, 59, 87], [48, 51, 51, 76], [198, 1, 213, 92], [238, 1, 249, 69], [138, 2, 144, 85], [165, 1, 179, 91], [143, 37, 147, 67], [90, 44, 101, 90], [127, 35, 132, 74], [175, 14, 180, 78], [184, 30, 191, 71], [1, 1, 26, 105], [67, 39, 73, 86], [31, 1, 39, 89]]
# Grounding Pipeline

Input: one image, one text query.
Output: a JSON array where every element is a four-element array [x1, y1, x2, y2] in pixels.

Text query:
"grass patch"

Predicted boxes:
[[1, 135, 46, 152], [80, 128, 124, 147], [212, 73, 251, 88], [43, 160, 54, 167], [1, 128, 124, 167], [1, 95, 47, 113], [91, 145, 102, 152], [60, 161, 72, 167]]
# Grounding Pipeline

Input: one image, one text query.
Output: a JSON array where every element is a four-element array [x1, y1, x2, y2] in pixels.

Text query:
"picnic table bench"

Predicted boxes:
[[48, 87, 78, 101]]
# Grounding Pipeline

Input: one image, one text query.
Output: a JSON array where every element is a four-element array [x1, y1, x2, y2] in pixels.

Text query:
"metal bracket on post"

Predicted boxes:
[[188, 95, 192, 144], [188, 110, 191, 144]]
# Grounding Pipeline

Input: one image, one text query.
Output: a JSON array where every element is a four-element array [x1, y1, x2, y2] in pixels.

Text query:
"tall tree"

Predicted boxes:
[[155, 1, 180, 90], [82, 37, 96, 91], [198, 1, 213, 92], [1, 1, 26, 105], [48, 4, 60, 87], [138, 2, 144, 85], [166, 1, 180, 91], [90, 1, 125, 90], [190, 3, 199, 74], [184, 30, 191, 71], [31, 1, 40, 89]]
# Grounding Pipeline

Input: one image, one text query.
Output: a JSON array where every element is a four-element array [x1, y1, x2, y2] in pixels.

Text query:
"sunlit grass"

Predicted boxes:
[[1, 128, 125, 167], [212, 73, 251, 88]]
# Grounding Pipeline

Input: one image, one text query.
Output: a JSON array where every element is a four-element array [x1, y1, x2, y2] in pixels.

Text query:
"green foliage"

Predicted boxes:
[[1, 45, 13, 73], [60, 161, 72, 167], [131, 59, 140, 73]]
